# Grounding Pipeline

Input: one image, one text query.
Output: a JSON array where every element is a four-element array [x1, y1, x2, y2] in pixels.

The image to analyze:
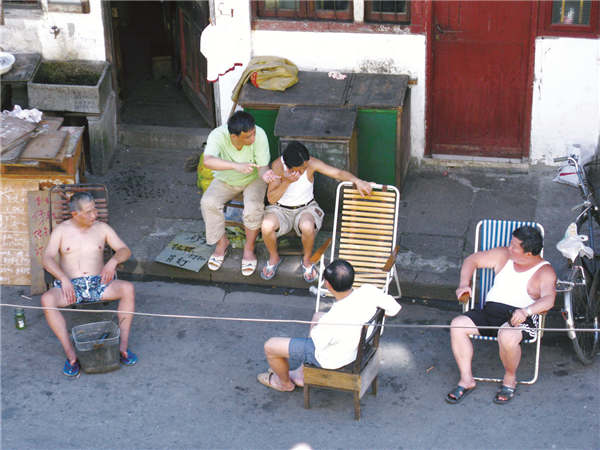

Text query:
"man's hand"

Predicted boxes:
[[100, 260, 118, 285], [282, 169, 301, 183], [262, 169, 280, 184], [455, 285, 472, 300], [355, 179, 372, 196], [234, 162, 258, 174], [60, 279, 77, 305], [510, 309, 528, 327]]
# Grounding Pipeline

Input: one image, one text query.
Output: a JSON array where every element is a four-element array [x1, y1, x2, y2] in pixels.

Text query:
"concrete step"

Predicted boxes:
[[118, 124, 211, 150]]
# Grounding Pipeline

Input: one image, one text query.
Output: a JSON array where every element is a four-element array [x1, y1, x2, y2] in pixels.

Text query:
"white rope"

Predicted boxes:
[[2, 303, 599, 333]]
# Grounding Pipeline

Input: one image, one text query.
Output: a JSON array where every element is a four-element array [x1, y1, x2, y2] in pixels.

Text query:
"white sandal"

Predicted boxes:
[[241, 259, 257, 276], [207, 249, 227, 271]]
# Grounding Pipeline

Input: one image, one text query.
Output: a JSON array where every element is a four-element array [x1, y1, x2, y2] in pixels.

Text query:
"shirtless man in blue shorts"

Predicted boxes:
[[42, 192, 137, 376]]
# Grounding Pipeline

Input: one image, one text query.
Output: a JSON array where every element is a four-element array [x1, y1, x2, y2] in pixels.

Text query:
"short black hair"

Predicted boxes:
[[69, 192, 94, 212], [513, 226, 543, 255], [282, 141, 310, 169], [227, 111, 255, 136], [324, 259, 355, 292]]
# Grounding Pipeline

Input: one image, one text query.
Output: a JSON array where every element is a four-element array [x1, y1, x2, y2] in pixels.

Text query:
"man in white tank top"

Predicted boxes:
[[446, 226, 556, 404], [260, 141, 372, 282]]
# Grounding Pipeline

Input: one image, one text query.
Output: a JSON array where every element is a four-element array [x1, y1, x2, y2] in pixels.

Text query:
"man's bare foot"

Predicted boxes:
[[214, 237, 230, 257]]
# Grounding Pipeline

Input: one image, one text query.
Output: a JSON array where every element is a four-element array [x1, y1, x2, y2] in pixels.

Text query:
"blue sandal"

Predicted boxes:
[[120, 350, 138, 366], [260, 259, 282, 280], [301, 262, 318, 283], [63, 359, 80, 377]]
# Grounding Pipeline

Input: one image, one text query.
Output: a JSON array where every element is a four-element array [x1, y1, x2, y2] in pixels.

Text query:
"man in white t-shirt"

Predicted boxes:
[[446, 226, 556, 405], [257, 259, 401, 392]]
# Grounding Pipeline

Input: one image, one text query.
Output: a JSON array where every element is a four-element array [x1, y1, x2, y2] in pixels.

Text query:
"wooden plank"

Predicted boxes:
[[27, 191, 51, 295], [0, 117, 37, 155], [343, 189, 396, 198], [340, 238, 390, 247], [340, 226, 394, 236], [20, 130, 68, 160], [341, 216, 394, 225], [342, 210, 395, 219], [341, 220, 394, 230], [358, 349, 381, 398], [343, 199, 396, 209], [304, 367, 361, 391]]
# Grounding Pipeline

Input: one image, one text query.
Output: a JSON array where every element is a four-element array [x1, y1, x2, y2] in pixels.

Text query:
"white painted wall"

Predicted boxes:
[[0, 0, 106, 61], [531, 37, 600, 164]]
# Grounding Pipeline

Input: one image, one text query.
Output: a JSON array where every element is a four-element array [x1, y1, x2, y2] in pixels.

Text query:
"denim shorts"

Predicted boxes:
[[288, 337, 321, 368]]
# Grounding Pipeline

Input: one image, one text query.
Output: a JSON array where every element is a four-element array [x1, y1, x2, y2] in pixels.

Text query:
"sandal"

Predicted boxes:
[[493, 385, 516, 404], [445, 385, 475, 404], [63, 359, 80, 377], [260, 259, 282, 280], [241, 259, 258, 277], [257, 371, 295, 392], [120, 350, 138, 366], [207, 249, 228, 271], [301, 262, 318, 283]]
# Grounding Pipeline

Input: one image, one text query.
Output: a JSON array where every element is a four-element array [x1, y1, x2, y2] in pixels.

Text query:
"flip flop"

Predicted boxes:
[[241, 259, 258, 276], [260, 259, 282, 280], [207, 248, 228, 271], [445, 385, 475, 404], [63, 359, 80, 377], [120, 349, 138, 366], [493, 385, 516, 404], [301, 262, 318, 283], [257, 371, 295, 392]]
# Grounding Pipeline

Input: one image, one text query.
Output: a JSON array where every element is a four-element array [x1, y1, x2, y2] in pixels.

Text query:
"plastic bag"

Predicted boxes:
[[249, 58, 298, 91], [196, 154, 214, 192], [556, 223, 594, 261], [553, 165, 580, 187]]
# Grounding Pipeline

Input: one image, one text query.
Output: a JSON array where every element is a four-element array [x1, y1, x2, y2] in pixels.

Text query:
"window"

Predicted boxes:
[[255, 0, 353, 21], [539, 0, 599, 37], [365, 0, 410, 24], [2, 0, 39, 8]]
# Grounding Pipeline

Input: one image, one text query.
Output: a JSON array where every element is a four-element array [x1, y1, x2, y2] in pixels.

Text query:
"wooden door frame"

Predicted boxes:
[[425, 1, 539, 160]]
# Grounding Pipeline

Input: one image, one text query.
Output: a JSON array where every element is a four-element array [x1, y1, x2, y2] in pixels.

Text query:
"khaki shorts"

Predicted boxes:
[[265, 201, 324, 237]]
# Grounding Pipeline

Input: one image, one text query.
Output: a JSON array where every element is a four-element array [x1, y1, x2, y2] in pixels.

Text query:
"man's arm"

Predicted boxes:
[[456, 248, 509, 300], [100, 224, 132, 284], [266, 162, 299, 204], [310, 158, 372, 196], [510, 266, 557, 326], [203, 155, 257, 174], [42, 226, 77, 304]]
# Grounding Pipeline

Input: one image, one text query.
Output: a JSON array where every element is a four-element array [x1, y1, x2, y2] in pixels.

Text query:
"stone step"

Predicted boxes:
[[118, 124, 210, 150]]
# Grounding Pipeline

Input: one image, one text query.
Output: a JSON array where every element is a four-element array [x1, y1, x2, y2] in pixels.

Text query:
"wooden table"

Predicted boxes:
[[0, 126, 84, 287]]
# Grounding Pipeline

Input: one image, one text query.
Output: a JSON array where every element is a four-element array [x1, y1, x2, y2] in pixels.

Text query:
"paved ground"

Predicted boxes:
[[85, 145, 580, 303], [2, 282, 599, 449]]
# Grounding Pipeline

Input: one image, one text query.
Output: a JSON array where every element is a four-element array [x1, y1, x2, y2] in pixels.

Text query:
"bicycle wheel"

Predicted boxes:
[[565, 264, 600, 364]]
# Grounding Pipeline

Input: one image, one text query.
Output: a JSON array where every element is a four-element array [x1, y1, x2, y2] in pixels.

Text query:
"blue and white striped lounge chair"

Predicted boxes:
[[465, 219, 546, 385]]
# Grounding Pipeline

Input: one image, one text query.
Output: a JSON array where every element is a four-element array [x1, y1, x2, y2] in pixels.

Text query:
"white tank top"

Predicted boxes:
[[486, 260, 550, 309], [277, 157, 314, 207]]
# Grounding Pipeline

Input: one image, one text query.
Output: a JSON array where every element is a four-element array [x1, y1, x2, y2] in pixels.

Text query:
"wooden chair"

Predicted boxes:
[[314, 182, 401, 312], [465, 219, 546, 385], [303, 308, 385, 420]]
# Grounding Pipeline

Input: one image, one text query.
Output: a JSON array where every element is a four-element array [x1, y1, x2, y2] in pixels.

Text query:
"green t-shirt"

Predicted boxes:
[[204, 124, 270, 186]]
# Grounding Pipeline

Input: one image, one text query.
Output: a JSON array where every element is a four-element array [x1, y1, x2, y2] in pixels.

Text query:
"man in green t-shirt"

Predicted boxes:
[[201, 111, 276, 276]]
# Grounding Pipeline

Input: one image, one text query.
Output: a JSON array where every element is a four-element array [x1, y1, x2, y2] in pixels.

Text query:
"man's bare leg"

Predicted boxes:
[[261, 213, 281, 266], [213, 234, 230, 258], [263, 337, 295, 390], [298, 214, 316, 269], [243, 227, 260, 262], [450, 315, 478, 390], [102, 280, 135, 357], [288, 312, 324, 387], [41, 288, 77, 364], [497, 325, 523, 390]]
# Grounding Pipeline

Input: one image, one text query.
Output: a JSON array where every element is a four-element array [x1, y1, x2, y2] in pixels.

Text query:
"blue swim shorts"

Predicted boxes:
[[288, 337, 321, 368], [54, 275, 109, 303]]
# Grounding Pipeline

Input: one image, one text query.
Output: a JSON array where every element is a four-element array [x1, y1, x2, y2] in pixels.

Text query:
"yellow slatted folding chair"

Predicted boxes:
[[465, 219, 546, 385], [313, 182, 401, 312]]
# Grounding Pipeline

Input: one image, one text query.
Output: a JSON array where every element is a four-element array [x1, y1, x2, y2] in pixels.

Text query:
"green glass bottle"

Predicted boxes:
[[15, 308, 26, 329]]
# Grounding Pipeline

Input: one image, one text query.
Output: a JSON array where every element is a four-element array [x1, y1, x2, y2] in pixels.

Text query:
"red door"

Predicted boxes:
[[429, 1, 534, 158]]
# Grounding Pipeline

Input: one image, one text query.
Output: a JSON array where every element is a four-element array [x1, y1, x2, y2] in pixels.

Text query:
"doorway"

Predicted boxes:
[[428, 1, 535, 159], [108, 1, 213, 128]]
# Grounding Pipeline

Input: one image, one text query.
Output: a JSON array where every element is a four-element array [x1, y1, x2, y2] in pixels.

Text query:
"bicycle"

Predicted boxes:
[[554, 154, 600, 364]]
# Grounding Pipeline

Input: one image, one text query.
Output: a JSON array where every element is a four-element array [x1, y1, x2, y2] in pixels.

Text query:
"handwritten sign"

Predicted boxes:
[[27, 191, 51, 294], [155, 232, 213, 272]]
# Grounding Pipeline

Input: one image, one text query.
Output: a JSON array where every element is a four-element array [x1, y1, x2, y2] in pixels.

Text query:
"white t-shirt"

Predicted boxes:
[[310, 285, 401, 369]]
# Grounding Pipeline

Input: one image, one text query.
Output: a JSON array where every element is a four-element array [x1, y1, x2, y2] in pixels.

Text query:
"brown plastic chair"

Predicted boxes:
[[303, 308, 385, 420]]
